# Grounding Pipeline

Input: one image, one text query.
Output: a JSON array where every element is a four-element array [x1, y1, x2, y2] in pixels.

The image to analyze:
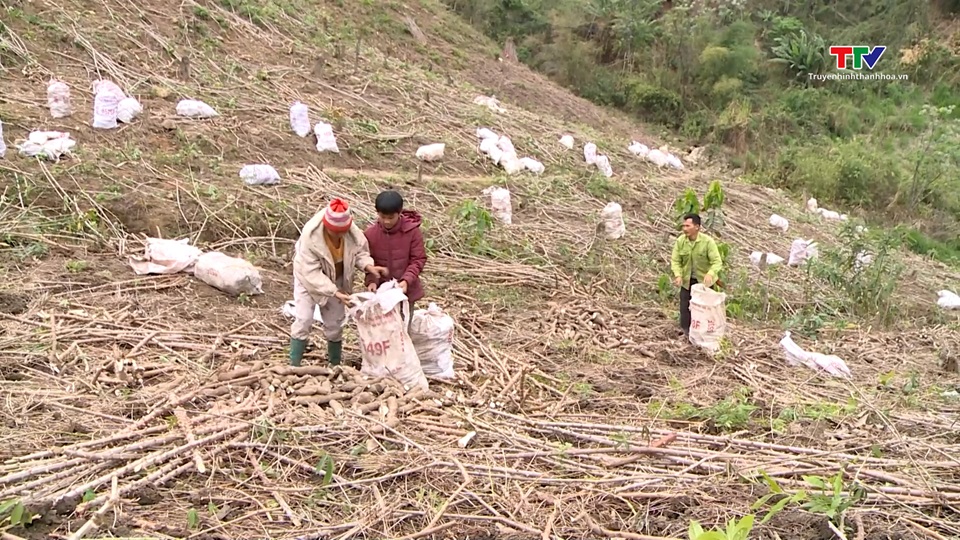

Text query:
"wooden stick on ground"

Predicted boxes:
[[67, 475, 119, 540]]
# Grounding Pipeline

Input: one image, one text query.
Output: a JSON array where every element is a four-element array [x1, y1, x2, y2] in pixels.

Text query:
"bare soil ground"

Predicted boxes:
[[2, 0, 960, 539]]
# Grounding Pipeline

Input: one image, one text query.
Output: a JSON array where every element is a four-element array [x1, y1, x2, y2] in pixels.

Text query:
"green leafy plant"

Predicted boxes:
[[715, 240, 732, 284], [656, 274, 674, 301], [752, 471, 865, 529], [674, 188, 701, 229], [770, 29, 826, 81], [688, 514, 755, 540], [802, 473, 866, 524], [670, 387, 757, 431], [454, 200, 495, 255], [701, 180, 726, 232], [751, 471, 808, 524]]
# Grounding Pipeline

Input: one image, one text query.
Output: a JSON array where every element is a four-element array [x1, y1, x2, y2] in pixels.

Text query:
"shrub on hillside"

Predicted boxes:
[[809, 223, 905, 324], [767, 141, 900, 212], [832, 144, 900, 209], [624, 80, 683, 127]]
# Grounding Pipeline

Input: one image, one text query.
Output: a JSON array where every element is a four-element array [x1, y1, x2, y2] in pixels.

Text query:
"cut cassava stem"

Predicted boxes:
[[55, 423, 250, 507]]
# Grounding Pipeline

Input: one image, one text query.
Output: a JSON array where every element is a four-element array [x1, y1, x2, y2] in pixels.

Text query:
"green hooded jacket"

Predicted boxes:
[[670, 232, 723, 289]]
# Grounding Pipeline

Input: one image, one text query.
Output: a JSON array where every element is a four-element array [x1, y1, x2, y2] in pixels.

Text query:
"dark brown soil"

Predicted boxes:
[[0, 291, 28, 315]]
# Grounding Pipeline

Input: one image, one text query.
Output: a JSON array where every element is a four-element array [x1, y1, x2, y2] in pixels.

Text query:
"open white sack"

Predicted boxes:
[[689, 284, 727, 353], [18, 131, 76, 161], [780, 331, 851, 378], [348, 280, 429, 391], [281, 301, 323, 323]]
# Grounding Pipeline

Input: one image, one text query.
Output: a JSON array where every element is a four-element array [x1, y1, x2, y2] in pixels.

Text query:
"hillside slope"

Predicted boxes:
[[1, 0, 960, 539]]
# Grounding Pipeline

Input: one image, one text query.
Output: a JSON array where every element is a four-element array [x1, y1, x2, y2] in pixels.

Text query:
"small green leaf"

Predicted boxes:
[[736, 514, 755, 537], [207, 501, 218, 515], [760, 497, 791, 524], [187, 507, 199, 529], [759, 470, 782, 493], [315, 454, 334, 486], [750, 493, 773, 510], [802, 475, 827, 489], [0, 499, 18, 515], [10, 502, 24, 525], [82, 489, 96, 502]]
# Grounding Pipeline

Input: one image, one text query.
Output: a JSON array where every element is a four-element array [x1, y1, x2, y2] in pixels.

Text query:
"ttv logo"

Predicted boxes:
[[828, 46, 886, 70]]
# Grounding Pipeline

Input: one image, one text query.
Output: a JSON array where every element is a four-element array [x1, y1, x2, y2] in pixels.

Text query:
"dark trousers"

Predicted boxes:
[[680, 278, 698, 335]]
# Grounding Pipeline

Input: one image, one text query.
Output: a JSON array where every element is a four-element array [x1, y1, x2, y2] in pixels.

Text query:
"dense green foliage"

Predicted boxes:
[[445, 0, 960, 261]]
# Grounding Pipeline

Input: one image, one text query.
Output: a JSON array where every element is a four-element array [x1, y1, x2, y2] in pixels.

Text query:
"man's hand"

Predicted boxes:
[[673, 276, 682, 287], [703, 274, 715, 287], [334, 292, 355, 306], [398, 280, 408, 293], [367, 283, 378, 293], [365, 265, 389, 277]]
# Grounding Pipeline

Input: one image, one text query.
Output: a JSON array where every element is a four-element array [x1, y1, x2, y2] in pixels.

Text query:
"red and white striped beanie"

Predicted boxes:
[[321, 198, 353, 232]]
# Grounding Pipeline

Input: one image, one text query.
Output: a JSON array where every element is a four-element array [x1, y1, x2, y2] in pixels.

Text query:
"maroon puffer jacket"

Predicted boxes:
[[363, 210, 427, 303]]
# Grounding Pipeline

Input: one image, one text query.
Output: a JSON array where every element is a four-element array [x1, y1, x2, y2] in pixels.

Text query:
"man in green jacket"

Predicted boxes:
[[671, 213, 724, 337]]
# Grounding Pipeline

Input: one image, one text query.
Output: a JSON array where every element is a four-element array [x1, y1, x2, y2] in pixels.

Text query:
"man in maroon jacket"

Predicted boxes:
[[364, 191, 427, 329]]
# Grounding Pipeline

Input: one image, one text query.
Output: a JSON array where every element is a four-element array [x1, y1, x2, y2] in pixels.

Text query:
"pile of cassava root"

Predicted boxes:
[[0, 362, 456, 526], [212, 362, 448, 429]]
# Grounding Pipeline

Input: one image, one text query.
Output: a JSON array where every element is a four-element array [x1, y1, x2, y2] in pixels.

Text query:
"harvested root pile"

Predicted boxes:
[[214, 362, 449, 426], [529, 301, 663, 353], [0, 363, 454, 538]]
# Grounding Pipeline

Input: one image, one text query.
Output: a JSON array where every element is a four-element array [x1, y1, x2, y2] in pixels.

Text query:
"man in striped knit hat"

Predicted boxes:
[[290, 198, 387, 366]]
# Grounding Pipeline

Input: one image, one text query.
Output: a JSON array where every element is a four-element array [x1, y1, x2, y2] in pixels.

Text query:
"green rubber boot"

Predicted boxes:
[[327, 340, 342, 366], [289, 338, 307, 367]]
